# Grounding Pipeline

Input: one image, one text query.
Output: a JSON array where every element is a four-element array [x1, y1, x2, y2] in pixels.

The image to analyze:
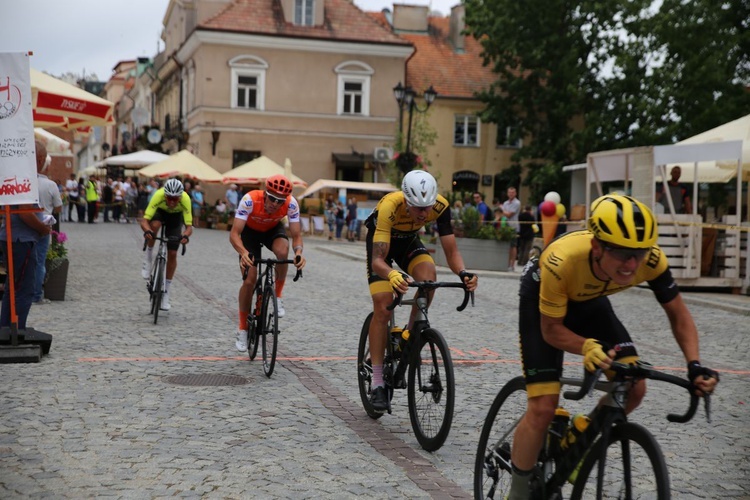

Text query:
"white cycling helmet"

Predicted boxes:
[[402, 170, 438, 208], [164, 178, 184, 197]]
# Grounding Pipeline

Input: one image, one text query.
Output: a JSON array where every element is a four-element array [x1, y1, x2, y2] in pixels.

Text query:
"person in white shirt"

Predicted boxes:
[[32, 140, 63, 304], [65, 173, 80, 222]]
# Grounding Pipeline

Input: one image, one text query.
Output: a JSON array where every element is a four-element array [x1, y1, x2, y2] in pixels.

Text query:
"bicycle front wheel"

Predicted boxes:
[[246, 306, 259, 361], [474, 376, 527, 500], [407, 327, 454, 452], [357, 312, 385, 420], [151, 258, 165, 324], [260, 288, 279, 377], [570, 421, 670, 500]]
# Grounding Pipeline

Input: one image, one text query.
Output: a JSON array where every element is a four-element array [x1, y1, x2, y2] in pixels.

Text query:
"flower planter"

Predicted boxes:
[[44, 258, 69, 301], [434, 238, 510, 271], [216, 222, 228, 231]]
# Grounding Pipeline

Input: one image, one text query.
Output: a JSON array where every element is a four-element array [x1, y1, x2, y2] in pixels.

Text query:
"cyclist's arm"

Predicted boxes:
[[179, 193, 193, 226], [438, 233, 466, 274], [287, 220, 306, 269], [229, 215, 253, 269]]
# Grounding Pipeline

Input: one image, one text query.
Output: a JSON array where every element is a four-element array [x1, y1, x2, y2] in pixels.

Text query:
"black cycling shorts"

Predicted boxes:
[[240, 222, 288, 261], [151, 209, 185, 250], [518, 259, 638, 397], [364, 215, 433, 295]]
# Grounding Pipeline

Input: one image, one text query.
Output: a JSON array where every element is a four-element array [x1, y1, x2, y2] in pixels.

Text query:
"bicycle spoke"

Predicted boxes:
[[474, 377, 527, 500]]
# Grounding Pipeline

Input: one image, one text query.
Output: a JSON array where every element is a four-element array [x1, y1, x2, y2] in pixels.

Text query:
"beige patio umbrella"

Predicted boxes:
[[221, 155, 307, 187], [137, 150, 223, 183]]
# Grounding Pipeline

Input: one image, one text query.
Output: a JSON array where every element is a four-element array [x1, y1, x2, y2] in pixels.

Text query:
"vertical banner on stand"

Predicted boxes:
[[0, 52, 37, 205]]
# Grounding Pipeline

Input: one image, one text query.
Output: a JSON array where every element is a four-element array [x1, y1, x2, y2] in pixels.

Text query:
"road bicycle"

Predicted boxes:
[[143, 228, 185, 324], [474, 360, 710, 499], [243, 256, 302, 377], [357, 280, 472, 452]]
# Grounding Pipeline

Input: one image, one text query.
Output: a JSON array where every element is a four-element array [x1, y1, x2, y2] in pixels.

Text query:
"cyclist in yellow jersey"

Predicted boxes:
[[364, 170, 478, 412], [139, 178, 193, 312], [507, 194, 719, 499]]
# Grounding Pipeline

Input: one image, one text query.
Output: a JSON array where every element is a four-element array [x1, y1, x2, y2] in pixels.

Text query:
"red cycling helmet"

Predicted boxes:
[[265, 174, 293, 197]]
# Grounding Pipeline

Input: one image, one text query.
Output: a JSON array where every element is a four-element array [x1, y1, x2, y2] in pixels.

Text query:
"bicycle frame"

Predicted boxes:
[[386, 289, 431, 389]]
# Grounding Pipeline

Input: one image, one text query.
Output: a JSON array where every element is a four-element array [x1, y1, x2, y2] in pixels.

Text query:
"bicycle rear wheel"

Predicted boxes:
[[407, 327, 454, 452], [260, 287, 279, 377], [357, 312, 386, 420], [151, 257, 165, 324], [474, 376, 527, 499], [570, 422, 670, 500]]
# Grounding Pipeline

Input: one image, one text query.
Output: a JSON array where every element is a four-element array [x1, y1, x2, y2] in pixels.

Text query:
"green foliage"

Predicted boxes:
[[386, 110, 438, 187], [458, 206, 516, 241], [463, 0, 750, 197], [46, 230, 68, 261], [300, 197, 308, 214]]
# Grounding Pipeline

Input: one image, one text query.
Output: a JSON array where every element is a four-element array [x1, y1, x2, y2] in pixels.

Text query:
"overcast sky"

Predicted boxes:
[[1, 0, 459, 80]]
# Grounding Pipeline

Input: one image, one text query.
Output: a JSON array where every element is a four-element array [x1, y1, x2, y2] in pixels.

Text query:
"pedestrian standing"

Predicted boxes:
[[502, 187, 521, 271], [517, 205, 536, 267], [346, 197, 358, 242], [65, 173, 79, 222]]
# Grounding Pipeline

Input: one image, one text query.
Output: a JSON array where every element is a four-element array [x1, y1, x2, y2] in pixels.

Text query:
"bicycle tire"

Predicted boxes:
[[260, 287, 279, 377], [357, 312, 385, 420], [247, 291, 260, 361], [407, 327, 455, 452], [151, 257, 165, 324], [570, 421, 670, 500], [474, 376, 527, 499]]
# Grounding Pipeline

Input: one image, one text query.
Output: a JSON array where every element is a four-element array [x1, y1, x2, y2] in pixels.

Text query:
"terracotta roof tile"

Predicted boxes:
[[400, 16, 496, 99], [200, 0, 409, 46]]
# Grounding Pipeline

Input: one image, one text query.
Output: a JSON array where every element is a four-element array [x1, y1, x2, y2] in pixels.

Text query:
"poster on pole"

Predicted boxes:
[[0, 52, 38, 205]]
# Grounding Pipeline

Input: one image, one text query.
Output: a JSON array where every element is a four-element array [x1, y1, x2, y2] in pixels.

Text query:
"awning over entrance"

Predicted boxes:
[[299, 179, 397, 198], [332, 153, 376, 167]]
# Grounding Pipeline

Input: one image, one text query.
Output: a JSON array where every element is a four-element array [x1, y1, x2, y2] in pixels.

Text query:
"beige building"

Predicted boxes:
[[104, 0, 526, 204]]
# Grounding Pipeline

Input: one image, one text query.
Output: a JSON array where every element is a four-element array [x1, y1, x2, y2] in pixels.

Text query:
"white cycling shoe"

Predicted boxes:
[[160, 292, 171, 311], [277, 299, 285, 318], [235, 329, 248, 352]]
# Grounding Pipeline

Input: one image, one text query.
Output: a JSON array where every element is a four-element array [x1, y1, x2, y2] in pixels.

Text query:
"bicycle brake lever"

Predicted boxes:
[[704, 394, 712, 424]]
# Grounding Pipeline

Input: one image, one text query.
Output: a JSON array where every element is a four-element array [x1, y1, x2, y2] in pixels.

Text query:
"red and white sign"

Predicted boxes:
[[0, 52, 37, 205]]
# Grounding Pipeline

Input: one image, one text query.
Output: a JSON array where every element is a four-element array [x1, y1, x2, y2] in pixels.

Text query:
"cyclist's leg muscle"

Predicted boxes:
[[511, 393, 559, 471], [268, 225, 290, 296], [369, 292, 392, 366]]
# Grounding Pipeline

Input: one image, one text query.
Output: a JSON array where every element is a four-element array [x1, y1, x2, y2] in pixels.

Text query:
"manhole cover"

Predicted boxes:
[[163, 374, 249, 386]]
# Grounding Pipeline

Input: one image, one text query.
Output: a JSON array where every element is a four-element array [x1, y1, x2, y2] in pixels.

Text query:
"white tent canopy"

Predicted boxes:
[[677, 113, 750, 179], [100, 150, 169, 167], [299, 179, 397, 198]]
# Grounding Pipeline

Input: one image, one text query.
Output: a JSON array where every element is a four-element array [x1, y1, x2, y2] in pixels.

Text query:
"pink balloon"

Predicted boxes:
[[541, 200, 557, 216]]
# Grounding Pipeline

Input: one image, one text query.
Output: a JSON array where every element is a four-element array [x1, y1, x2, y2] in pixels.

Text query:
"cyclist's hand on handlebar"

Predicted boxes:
[[582, 338, 613, 372], [458, 270, 478, 291], [180, 234, 190, 245], [143, 230, 155, 240], [294, 253, 306, 270], [387, 269, 410, 294], [239, 252, 254, 273], [687, 361, 719, 397]]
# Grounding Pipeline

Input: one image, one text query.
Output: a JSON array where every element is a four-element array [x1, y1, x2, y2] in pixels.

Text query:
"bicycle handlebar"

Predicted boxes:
[[562, 361, 704, 423], [241, 255, 303, 282], [386, 280, 473, 312], [142, 234, 187, 255]]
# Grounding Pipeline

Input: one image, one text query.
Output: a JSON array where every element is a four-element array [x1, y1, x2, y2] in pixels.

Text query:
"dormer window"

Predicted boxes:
[[295, 0, 314, 26]]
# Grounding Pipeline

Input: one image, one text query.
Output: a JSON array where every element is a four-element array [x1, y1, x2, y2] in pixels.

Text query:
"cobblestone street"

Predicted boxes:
[[1, 221, 748, 498]]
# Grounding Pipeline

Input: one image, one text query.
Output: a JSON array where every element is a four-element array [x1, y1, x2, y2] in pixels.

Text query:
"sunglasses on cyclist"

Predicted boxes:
[[602, 244, 649, 262], [166, 195, 181, 202], [266, 192, 286, 204]]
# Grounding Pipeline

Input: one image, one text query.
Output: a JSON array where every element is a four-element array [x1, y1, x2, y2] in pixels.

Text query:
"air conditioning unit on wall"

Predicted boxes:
[[374, 147, 393, 162]]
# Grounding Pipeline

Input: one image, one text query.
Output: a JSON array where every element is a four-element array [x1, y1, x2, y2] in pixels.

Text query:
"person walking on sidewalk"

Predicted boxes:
[[230, 175, 306, 352], [140, 179, 193, 312]]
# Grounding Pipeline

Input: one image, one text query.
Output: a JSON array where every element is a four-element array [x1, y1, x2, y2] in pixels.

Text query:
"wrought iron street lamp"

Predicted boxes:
[[393, 82, 437, 173]]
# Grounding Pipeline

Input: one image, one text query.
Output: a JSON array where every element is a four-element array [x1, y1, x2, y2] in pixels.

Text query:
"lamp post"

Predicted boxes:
[[393, 82, 437, 174]]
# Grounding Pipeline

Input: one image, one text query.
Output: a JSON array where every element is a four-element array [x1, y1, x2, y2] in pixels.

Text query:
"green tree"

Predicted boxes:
[[463, 0, 750, 203], [385, 110, 438, 187]]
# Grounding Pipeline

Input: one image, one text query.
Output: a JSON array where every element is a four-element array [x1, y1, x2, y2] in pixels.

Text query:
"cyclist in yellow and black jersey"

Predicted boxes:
[[507, 194, 720, 499], [364, 170, 478, 413], [139, 179, 193, 312]]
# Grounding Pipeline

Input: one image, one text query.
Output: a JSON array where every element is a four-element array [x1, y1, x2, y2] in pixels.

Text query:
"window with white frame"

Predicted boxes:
[[454, 115, 480, 146], [335, 61, 373, 116], [496, 125, 522, 148], [295, 0, 314, 25], [229, 55, 268, 111]]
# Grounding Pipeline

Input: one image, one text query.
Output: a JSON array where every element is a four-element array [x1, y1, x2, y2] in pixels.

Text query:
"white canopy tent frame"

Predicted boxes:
[[585, 140, 745, 291]]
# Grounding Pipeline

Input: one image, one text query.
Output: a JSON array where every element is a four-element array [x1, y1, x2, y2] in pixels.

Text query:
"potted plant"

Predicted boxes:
[[45, 230, 69, 301], [435, 206, 516, 271], [216, 211, 229, 231]]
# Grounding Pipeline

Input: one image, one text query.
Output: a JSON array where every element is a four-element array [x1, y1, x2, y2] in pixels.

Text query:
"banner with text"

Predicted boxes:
[[0, 52, 37, 205]]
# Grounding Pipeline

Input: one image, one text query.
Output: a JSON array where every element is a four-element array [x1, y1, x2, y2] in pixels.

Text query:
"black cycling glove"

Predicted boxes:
[[687, 361, 719, 385]]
